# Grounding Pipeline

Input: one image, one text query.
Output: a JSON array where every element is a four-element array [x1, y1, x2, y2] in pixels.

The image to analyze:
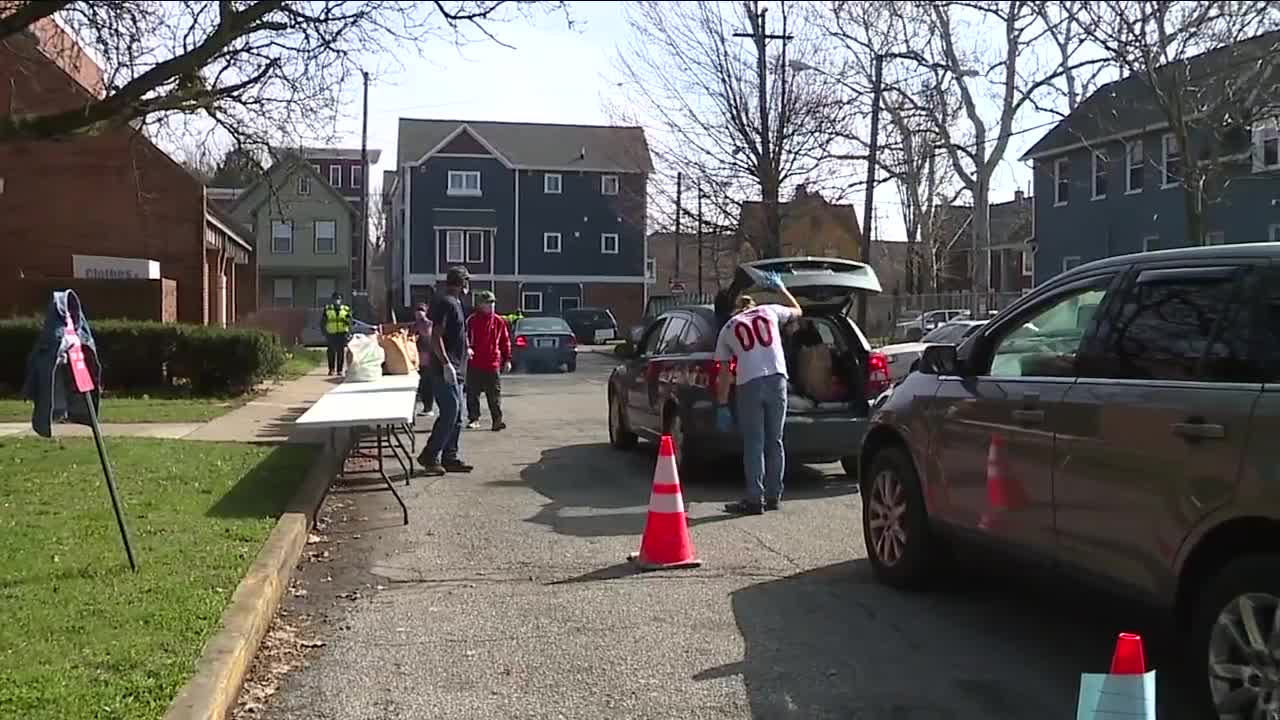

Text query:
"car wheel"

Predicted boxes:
[[667, 411, 700, 475], [608, 390, 638, 450], [567, 359, 577, 372], [862, 446, 939, 590], [1192, 555, 1280, 720]]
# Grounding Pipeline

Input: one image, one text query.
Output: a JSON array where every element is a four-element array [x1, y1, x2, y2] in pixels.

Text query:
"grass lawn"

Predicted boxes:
[[0, 437, 313, 720], [277, 347, 325, 381], [0, 395, 240, 424]]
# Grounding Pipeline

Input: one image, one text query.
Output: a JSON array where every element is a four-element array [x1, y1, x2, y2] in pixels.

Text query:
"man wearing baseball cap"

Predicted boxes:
[[417, 266, 473, 476]]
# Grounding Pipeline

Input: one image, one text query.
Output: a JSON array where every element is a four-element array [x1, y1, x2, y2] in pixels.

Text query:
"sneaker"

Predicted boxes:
[[492, 421, 507, 432], [419, 461, 445, 477], [764, 497, 781, 511], [466, 420, 481, 429], [442, 459, 474, 473], [723, 499, 765, 516]]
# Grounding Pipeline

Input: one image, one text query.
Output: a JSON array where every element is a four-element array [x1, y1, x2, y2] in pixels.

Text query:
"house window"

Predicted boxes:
[[521, 291, 543, 313], [447, 170, 481, 196], [271, 220, 293, 254], [1254, 118, 1280, 171], [311, 163, 321, 176], [329, 165, 342, 188], [1053, 158, 1069, 205], [445, 230, 465, 263], [272, 277, 293, 306], [351, 165, 362, 189], [544, 173, 562, 194], [1126, 140, 1144, 193], [645, 258, 656, 280], [544, 232, 562, 253], [1062, 256, 1082, 272], [297, 173, 311, 196], [1161, 133, 1181, 187], [601, 233, 619, 254], [560, 297, 581, 312], [314, 220, 336, 254], [315, 277, 335, 307], [601, 175, 620, 196], [1142, 235, 1159, 252], [1091, 151, 1108, 199], [1204, 231, 1226, 246], [465, 230, 485, 263], [1021, 249, 1034, 277]]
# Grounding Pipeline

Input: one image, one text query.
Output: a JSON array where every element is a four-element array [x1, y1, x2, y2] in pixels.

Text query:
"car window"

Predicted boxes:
[[677, 320, 708, 353], [655, 316, 689, 354], [640, 319, 668, 356], [517, 318, 572, 333], [1082, 267, 1251, 382], [923, 323, 967, 344], [987, 281, 1112, 378]]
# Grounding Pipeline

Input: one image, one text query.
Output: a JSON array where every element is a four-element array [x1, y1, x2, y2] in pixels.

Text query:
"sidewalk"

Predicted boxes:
[[0, 369, 338, 444]]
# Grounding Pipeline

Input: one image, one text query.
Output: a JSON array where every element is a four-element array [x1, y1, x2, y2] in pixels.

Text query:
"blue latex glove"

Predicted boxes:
[[758, 271, 786, 291], [715, 405, 735, 433]]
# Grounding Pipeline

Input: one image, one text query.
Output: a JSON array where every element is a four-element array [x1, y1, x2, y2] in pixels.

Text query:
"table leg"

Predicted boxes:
[[376, 425, 409, 525], [389, 424, 415, 486]]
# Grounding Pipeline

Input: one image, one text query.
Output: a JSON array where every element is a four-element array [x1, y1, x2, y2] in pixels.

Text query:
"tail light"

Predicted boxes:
[[566, 335, 577, 347], [515, 335, 528, 348], [691, 358, 736, 390], [867, 352, 891, 397]]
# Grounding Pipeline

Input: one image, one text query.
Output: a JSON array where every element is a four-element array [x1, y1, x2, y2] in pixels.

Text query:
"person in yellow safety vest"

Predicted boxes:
[[321, 291, 353, 376]]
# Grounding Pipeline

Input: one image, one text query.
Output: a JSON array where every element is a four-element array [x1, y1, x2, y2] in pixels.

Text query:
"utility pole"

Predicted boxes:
[[674, 172, 683, 284], [359, 69, 370, 294], [734, 3, 791, 259], [857, 52, 884, 328], [696, 184, 704, 296]]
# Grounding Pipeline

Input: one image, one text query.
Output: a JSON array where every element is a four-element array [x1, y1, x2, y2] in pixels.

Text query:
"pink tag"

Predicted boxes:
[[64, 317, 95, 393]]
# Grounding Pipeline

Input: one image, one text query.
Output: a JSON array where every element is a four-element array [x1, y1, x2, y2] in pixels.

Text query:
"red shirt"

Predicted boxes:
[[466, 311, 511, 370]]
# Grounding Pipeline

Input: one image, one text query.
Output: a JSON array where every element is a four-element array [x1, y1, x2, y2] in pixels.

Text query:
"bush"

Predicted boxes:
[[0, 319, 286, 397]]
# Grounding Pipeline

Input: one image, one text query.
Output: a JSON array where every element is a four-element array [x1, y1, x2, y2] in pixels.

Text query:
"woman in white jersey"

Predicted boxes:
[[714, 273, 803, 515]]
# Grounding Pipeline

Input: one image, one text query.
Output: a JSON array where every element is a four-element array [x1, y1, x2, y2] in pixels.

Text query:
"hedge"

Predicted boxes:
[[0, 319, 287, 396]]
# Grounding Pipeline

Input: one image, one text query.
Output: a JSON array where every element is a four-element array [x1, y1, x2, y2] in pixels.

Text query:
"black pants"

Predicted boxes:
[[325, 333, 348, 374], [466, 368, 503, 424]]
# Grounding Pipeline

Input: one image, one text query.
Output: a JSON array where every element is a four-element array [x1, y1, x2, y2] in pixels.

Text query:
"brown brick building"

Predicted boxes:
[[0, 16, 254, 325]]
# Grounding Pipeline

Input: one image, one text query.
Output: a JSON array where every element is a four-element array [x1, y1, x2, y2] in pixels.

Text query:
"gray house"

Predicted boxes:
[[389, 119, 652, 329], [231, 158, 356, 310], [1022, 32, 1280, 287]]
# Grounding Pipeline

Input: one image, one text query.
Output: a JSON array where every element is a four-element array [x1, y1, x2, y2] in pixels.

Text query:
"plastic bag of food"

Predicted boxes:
[[345, 334, 385, 382]]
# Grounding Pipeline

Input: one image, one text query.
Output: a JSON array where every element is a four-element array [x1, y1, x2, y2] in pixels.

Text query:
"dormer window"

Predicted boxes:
[[448, 170, 481, 196]]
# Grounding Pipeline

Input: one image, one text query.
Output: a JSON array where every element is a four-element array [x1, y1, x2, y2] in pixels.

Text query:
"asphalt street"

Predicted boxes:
[[249, 351, 1202, 720]]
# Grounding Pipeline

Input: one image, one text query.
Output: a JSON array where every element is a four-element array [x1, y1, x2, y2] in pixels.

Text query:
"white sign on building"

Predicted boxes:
[[72, 255, 161, 281]]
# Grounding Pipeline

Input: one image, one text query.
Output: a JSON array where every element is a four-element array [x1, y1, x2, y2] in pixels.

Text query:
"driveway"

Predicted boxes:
[[248, 353, 1200, 719]]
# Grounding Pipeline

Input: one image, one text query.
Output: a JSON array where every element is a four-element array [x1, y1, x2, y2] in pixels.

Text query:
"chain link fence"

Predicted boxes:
[[864, 291, 1026, 342]]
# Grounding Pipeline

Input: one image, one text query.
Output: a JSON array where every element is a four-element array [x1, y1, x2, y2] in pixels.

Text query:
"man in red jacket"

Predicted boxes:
[[465, 290, 511, 431]]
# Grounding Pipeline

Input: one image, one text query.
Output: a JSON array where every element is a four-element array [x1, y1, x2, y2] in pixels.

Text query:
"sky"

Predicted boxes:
[[316, 1, 1055, 244]]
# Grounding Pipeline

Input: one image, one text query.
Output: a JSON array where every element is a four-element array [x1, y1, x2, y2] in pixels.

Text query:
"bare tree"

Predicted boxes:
[[1077, 1, 1280, 244], [1030, 0, 1108, 118], [0, 1, 569, 148], [611, 0, 854, 259]]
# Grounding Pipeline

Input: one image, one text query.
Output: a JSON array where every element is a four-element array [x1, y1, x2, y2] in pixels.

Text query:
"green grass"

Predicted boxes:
[[277, 347, 325, 381], [0, 395, 239, 424], [0, 437, 313, 720]]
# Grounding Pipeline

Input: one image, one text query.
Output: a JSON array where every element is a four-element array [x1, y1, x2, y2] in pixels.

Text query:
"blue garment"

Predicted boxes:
[[23, 290, 103, 438], [736, 373, 787, 502], [421, 373, 464, 464]]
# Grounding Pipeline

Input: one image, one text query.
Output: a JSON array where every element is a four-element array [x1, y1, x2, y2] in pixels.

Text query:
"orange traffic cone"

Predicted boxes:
[[628, 435, 702, 571], [1076, 632, 1156, 719], [979, 434, 1025, 530]]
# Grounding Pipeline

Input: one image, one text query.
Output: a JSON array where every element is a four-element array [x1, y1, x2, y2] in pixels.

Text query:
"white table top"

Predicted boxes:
[[327, 372, 420, 394], [295, 384, 418, 428]]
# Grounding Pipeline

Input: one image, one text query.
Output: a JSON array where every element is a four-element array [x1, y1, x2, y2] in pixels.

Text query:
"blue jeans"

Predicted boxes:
[[423, 373, 464, 464], [736, 373, 788, 502]]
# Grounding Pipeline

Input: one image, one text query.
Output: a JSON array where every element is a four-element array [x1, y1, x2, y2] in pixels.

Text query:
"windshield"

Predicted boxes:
[[922, 322, 977, 344], [517, 318, 571, 333]]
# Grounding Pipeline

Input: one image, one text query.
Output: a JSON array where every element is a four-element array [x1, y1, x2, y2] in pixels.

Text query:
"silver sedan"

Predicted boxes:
[[876, 320, 988, 383]]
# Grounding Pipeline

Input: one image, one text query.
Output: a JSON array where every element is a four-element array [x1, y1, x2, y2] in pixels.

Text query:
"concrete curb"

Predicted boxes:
[[163, 429, 353, 720]]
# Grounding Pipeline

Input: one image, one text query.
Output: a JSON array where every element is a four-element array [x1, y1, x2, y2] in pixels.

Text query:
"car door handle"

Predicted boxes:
[[1171, 422, 1226, 440], [1012, 409, 1045, 424]]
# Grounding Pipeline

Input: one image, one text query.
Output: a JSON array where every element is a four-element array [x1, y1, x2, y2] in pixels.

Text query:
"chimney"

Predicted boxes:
[[1015, 189, 1025, 204], [794, 183, 808, 200]]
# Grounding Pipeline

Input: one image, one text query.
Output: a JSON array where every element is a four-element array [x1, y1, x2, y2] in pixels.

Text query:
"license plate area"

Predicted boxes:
[[535, 338, 556, 348]]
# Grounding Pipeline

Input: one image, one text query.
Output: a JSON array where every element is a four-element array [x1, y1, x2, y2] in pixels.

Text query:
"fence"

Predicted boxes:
[[864, 291, 1026, 341]]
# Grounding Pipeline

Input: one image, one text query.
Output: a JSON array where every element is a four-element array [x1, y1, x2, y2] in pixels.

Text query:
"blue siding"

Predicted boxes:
[[1032, 129, 1280, 286], [518, 170, 646, 276], [409, 156, 514, 276], [516, 282, 585, 315]]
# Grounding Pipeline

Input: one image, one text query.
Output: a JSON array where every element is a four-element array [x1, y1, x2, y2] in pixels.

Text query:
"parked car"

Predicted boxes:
[[877, 320, 989, 383], [856, 242, 1280, 719], [895, 308, 972, 341], [607, 257, 891, 477], [511, 317, 577, 373], [562, 307, 619, 345]]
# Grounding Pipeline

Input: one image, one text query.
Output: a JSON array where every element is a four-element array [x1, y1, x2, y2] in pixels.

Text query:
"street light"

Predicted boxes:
[[791, 54, 978, 327]]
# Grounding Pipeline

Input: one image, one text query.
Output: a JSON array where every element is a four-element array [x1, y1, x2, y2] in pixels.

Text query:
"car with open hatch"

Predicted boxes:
[[856, 242, 1280, 720], [607, 257, 893, 477]]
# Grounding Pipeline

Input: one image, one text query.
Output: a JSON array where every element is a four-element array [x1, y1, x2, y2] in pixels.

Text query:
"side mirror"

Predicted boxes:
[[918, 344, 961, 376], [629, 325, 645, 344]]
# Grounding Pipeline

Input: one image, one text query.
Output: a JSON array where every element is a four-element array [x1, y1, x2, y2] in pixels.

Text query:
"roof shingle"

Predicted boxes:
[[396, 118, 652, 173]]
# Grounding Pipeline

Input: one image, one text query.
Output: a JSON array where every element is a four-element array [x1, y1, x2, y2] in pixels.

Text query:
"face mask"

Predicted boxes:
[[414, 310, 427, 320], [479, 304, 494, 314]]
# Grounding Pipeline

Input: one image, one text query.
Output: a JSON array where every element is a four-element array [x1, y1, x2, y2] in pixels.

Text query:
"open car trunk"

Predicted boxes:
[[716, 257, 882, 416]]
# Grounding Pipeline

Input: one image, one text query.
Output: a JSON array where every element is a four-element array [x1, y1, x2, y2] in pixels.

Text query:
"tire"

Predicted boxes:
[[861, 446, 940, 590], [567, 361, 577, 372], [667, 411, 702, 475], [1190, 554, 1280, 719], [608, 389, 638, 450], [841, 456, 859, 480]]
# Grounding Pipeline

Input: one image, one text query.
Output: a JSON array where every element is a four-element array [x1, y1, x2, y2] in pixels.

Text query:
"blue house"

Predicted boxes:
[[389, 119, 653, 327], [1021, 32, 1280, 287]]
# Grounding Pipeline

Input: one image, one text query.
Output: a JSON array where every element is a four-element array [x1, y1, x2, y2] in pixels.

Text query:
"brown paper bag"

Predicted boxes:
[[379, 331, 414, 375]]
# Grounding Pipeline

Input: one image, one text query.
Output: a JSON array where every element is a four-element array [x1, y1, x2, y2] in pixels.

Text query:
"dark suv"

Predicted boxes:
[[562, 307, 618, 345], [857, 243, 1280, 719], [608, 257, 891, 475]]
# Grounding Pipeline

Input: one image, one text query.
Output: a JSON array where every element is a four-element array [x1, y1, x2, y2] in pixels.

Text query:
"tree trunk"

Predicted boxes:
[[971, 179, 991, 309]]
